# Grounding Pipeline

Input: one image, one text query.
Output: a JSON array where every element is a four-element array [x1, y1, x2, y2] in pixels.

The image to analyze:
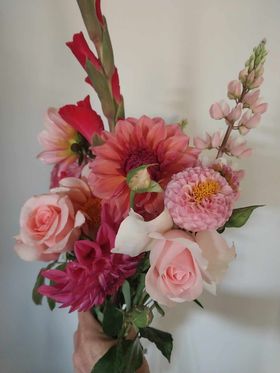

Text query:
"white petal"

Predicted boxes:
[[112, 208, 173, 257]]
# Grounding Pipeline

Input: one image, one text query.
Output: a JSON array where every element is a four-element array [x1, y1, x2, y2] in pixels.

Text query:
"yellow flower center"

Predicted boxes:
[[192, 180, 220, 203]]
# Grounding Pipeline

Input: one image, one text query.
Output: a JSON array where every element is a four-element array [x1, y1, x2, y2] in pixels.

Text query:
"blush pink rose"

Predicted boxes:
[[145, 230, 207, 306], [15, 193, 85, 261]]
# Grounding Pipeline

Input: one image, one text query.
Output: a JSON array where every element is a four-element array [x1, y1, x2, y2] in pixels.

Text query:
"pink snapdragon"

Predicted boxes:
[[227, 80, 242, 99], [209, 101, 230, 120]]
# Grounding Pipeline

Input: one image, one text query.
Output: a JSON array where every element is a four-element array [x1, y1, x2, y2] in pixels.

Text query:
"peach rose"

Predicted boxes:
[[15, 193, 85, 261], [145, 230, 207, 306]]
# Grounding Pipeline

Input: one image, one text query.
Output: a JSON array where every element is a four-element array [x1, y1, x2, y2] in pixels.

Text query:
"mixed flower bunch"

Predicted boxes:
[[15, 1, 268, 372]]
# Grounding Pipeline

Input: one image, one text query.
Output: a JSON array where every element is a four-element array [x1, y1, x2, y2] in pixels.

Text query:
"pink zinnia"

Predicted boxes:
[[165, 166, 235, 232], [38, 221, 139, 312], [88, 116, 199, 221]]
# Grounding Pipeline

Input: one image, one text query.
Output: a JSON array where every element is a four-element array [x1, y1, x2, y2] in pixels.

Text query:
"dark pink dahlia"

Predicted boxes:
[[38, 221, 139, 312]]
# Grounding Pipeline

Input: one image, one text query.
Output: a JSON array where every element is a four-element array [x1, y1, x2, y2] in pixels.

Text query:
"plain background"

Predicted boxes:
[[1, 1, 280, 372]]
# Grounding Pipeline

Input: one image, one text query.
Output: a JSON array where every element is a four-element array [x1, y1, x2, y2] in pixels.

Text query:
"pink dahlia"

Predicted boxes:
[[38, 220, 139, 312], [88, 116, 199, 221], [165, 166, 235, 232]]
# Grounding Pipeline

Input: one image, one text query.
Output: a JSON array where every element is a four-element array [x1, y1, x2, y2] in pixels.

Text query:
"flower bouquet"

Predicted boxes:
[[15, 1, 268, 372]]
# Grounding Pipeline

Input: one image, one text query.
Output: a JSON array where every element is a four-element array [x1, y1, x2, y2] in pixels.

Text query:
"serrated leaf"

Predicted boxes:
[[102, 303, 124, 338], [139, 327, 173, 362], [122, 280, 131, 311], [225, 205, 264, 228]]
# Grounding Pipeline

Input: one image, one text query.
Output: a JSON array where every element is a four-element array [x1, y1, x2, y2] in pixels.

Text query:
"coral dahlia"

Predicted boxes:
[[165, 166, 235, 232], [88, 116, 199, 221]]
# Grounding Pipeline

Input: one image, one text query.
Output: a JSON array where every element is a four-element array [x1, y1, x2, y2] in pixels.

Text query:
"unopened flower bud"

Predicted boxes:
[[247, 71, 255, 86], [227, 80, 243, 99], [242, 89, 260, 107], [239, 68, 248, 83], [250, 76, 264, 89], [209, 100, 230, 120], [129, 168, 151, 191], [227, 103, 243, 122], [251, 100, 268, 114], [239, 125, 250, 135]]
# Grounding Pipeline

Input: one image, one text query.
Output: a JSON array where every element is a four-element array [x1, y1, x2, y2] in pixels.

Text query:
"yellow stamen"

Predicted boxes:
[[192, 180, 220, 203]]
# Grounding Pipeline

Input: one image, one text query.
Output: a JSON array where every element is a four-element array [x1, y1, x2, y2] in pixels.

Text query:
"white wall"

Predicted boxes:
[[1, 1, 280, 372]]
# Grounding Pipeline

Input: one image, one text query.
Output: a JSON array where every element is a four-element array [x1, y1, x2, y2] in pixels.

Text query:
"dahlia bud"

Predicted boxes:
[[209, 101, 230, 120], [227, 80, 243, 99], [128, 168, 151, 191]]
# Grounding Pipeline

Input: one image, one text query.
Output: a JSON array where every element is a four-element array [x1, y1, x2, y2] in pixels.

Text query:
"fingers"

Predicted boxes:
[[78, 311, 103, 333]]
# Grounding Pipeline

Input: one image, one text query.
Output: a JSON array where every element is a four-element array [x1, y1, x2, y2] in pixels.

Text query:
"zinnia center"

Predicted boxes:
[[124, 149, 159, 180], [192, 179, 220, 203]]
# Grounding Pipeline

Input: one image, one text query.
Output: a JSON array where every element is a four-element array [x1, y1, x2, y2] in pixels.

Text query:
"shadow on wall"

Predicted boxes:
[[154, 290, 280, 332]]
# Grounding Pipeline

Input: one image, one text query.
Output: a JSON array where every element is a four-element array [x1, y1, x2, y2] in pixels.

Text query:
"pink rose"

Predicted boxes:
[[15, 193, 85, 261], [145, 230, 206, 306]]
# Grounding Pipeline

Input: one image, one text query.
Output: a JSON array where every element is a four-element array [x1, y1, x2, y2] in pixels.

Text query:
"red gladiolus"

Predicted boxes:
[[95, 0, 104, 25], [111, 68, 122, 104], [66, 32, 101, 72], [59, 96, 104, 143]]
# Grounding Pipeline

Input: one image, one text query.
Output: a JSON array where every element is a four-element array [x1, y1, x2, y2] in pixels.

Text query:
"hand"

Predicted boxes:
[[73, 311, 150, 373]]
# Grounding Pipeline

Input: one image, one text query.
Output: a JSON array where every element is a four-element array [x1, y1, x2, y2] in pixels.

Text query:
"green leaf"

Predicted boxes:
[[47, 298, 56, 311], [102, 302, 124, 338], [139, 326, 173, 362], [225, 205, 264, 228], [132, 273, 146, 306], [92, 306, 104, 324], [154, 302, 165, 317], [32, 262, 56, 306], [93, 339, 143, 373], [122, 280, 131, 311], [193, 299, 204, 309], [32, 271, 45, 305]]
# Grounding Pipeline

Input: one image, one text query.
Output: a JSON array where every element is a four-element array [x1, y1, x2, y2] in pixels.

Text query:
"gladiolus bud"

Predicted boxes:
[[227, 80, 243, 99], [209, 101, 230, 120], [247, 71, 255, 86]]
